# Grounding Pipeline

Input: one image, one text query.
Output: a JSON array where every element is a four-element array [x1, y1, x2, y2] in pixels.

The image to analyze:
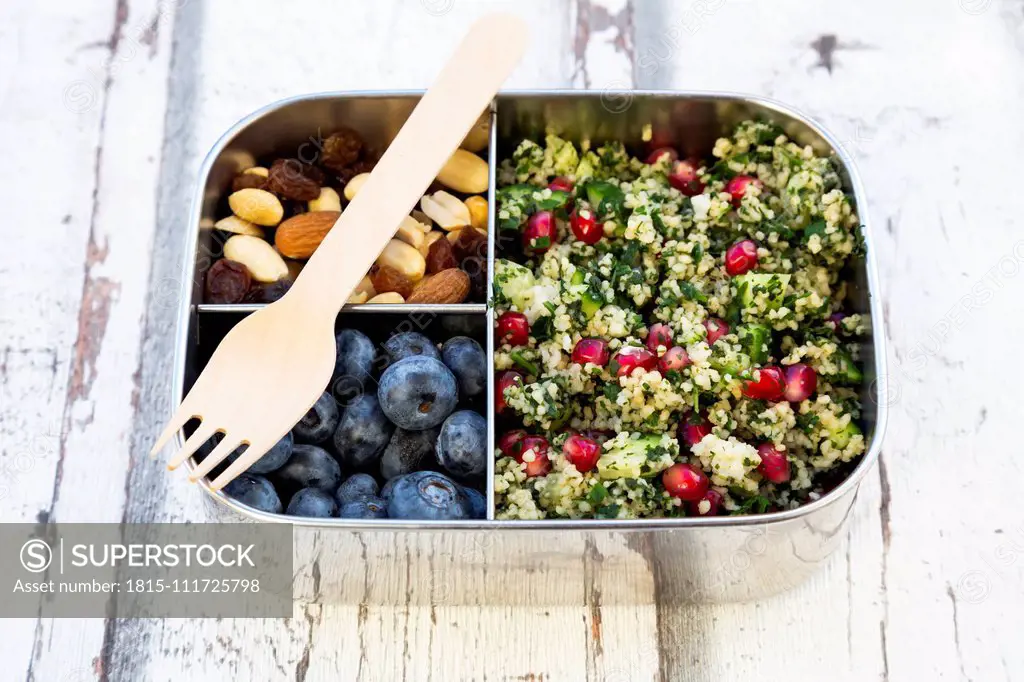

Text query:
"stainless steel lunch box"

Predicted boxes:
[[171, 91, 888, 604]]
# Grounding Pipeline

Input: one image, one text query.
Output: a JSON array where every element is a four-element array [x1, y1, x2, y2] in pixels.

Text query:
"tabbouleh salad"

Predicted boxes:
[[492, 120, 870, 520]]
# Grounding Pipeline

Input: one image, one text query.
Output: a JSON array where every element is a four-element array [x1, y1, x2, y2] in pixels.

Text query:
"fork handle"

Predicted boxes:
[[289, 14, 527, 314]]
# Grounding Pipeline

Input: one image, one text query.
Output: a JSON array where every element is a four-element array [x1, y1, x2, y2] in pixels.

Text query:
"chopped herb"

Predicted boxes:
[[679, 281, 708, 304], [509, 351, 539, 376], [587, 482, 609, 505]]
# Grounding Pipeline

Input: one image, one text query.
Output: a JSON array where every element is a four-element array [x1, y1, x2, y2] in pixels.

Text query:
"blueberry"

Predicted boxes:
[[384, 332, 441, 364], [285, 488, 338, 518], [339, 496, 388, 519], [380, 427, 439, 480], [436, 410, 488, 479], [336, 473, 380, 504], [334, 328, 377, 380], [380, 475, 402, 501], [223, 474, 283, 514], [460, 486, 487, 519], [386, 471, 470, 521], [441, 336, 486, 399], [292, 392, 340, 444], [272, 444, 342, 493], [198, 432, 293, 475], [378, 356, 458, 430], [333, 393, 394, 469]]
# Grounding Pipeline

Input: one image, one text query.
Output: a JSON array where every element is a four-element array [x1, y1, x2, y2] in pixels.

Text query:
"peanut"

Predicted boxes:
[[460, 111, 490, 153], [347, 290, 369, 304], [243, 166, 269, 178], [375, 239, 426, 282], [228, 188, 284, 226], [464, 195, 488, 231], [411, 209, 433, 230], [420, 191, 471, 231], [367, 292, 405, 304], [309, 186, 342, 212], [213, 215, 264, 237], [223, 234, 289, 282], [353, 275, 376, 299], [343, 172, 370, 201], [395, 216, 426, 250], [436, 149, 489, 194]]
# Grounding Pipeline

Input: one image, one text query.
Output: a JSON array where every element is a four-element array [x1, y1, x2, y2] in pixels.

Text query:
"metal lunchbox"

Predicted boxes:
[[170, 91, 888, 605]]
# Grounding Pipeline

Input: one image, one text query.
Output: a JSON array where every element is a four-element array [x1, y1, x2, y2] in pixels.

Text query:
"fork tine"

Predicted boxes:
[[208, 437, 272, 491], [150, 397, 199, 456], [166, 420, 219, 470], [188, 435, 245, 482]]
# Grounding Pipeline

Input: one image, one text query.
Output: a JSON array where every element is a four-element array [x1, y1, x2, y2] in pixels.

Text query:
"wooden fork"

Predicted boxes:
[[152, 14, 528, 490]]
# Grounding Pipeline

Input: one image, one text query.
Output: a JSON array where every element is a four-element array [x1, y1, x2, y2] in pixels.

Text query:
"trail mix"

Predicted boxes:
[[492, 121, 870, 520], [203, 116, 491, 305]]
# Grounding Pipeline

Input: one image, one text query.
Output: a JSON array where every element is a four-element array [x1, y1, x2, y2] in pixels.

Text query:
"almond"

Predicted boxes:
[[274, 211, 341, 259], [406, 268, 470, 304]]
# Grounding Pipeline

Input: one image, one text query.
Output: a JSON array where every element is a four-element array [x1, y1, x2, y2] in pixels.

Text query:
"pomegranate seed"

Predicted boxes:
[[495, 370, 523, 414], [548, 176, 574, 193], [646, 323, 674, 353], [572, 338, 610, 366], [522, 210, 557, 254], [724, 239, 759, 276], [742, 366, 787, 401], [563, 434, 602, 473], [646, 147, 678, 165], [663, 463, 710, 501], [704, 318, 729, 345], [725, 175, 764, 205], [680, 416, 712, 448], [570, 208, 602, 244], [658, 346, 690, 374], [668, 159, 705, 196], [516, 436, 551, 477], [498, 429, 527, 456], [783, 363, 818, 402], [612, 347, 658, 377], [688, 488, 724, 516], [757, 443, 790, 483], [497, 311, 530, 346]]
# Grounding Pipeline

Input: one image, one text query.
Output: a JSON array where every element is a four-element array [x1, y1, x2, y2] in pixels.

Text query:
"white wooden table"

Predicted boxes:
[[2, 0, 1021, 679]]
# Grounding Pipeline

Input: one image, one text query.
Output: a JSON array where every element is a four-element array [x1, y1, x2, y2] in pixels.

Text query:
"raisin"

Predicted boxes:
[[369, 264, 413, 299], [321, 128, 364, 172], [266, 158, 323, 201], [205, 259, 252, 304], [451, 227, 487, 264], [232, 173, 267, 192], [460, 256, 488, 301], [426, 237, 458, 273], [243, 278, 292, 303]]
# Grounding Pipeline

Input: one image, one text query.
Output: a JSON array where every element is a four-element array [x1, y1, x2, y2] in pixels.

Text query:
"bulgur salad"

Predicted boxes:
[[492, 120, 870, 520]]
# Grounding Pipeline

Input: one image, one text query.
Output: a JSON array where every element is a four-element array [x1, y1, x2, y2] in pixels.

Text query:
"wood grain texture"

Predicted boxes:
[[2, 0, 1023, 680]]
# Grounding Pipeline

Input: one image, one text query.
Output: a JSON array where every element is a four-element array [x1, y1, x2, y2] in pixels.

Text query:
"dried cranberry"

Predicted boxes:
[[205, 259, 252, 304]]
